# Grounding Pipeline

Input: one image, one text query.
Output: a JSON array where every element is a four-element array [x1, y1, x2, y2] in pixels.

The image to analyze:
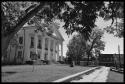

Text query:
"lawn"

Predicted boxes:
[[2, 64, 92, 82]]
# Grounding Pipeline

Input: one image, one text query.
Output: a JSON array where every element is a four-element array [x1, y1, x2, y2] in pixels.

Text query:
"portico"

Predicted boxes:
[[4, 21, 64, 64], [28, 21, 65, 64]]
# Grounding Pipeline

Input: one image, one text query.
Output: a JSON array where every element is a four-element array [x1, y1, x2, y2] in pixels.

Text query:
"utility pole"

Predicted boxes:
[[114, 53, 117, 69], [118, 45, 121, 69]]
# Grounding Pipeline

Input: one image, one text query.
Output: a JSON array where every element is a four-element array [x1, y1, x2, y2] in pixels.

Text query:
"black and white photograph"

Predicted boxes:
[[1, 1, 124, 82]]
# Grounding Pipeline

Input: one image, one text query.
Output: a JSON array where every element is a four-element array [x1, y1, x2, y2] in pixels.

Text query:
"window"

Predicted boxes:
[[37, 39, 42, 49], [45, 38, 48, 50], [37, 52, 41, 59], [19, 37, 23, 44], [17, 51, 22, 59], [30, 51, 37, 60], [51, 52, 53, 60], [44, 52, 48, 60], [30, 37, 34, 48], [50, 40, 53, 51], [55, 42, 58, 52]]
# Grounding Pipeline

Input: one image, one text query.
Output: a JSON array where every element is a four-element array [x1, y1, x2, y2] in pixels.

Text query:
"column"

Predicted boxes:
[[61, 42, 63, 61], [35, 34, 38, 55], [41, 37, 45, 60], [48, 38, 51, 61], [53, 40, 56, 61], [57, 42, 59, 61]]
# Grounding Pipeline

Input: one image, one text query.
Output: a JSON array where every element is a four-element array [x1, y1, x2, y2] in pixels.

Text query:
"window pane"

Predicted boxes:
[[37, 39, 42, 49], [45, 38, 48, 50], [30, 37, 34, 48], [44, 52, 48, 60], [19, 37, 23, 44], [30, 51, 37, 60], [50, 40, 53, 51]]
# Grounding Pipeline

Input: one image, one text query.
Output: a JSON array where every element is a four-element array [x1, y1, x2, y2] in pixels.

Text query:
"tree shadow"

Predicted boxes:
[[2, 71, 17, 77]]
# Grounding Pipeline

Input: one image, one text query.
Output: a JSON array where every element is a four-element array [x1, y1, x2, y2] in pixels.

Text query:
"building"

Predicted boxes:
[[113, 54, 124, 68], [98, 54, 114, 66], [98, 54, 124, 67], [2, 20, 64, 64]]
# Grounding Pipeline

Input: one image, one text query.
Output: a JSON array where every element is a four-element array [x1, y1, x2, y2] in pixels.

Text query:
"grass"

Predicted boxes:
[[2, 64, 92, 82]]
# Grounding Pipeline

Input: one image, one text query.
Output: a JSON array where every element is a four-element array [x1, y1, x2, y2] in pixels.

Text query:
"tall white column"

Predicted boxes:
[[41, 37, 45, 60], [35, 33, 38, 55], [57, 42, 59, 61], [61, 42, 63, 61], [53, 40, 56, 61], [48, 38, 51, 60]]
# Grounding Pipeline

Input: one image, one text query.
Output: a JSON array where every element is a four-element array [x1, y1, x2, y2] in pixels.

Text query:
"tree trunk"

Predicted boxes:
[[87, 36, 99, 66], [2, 35, 13, 57]]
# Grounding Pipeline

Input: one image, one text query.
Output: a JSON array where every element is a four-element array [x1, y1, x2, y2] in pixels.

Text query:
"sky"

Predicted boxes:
[[57, 17, 124, 57]]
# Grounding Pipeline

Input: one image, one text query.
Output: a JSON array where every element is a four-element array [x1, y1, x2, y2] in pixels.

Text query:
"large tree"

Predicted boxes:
[[1, 1, 123, 57], [66, 27, 105, 66], [66, 33, 87, 65], [86, 27, 105, 65], [1, 1, 104, 57]]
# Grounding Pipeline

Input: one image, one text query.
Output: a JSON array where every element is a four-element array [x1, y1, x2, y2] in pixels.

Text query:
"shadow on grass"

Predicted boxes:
[[2, 69, 35, 77], [2, 71, 17, 77]]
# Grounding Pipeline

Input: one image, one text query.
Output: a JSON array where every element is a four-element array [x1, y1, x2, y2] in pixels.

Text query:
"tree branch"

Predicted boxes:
[[7, 2, 50, 37], [88, 35, 99, 52]]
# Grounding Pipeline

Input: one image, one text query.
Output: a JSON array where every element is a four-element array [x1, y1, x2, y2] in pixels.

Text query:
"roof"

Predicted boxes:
[[22, 20, 64, 41]]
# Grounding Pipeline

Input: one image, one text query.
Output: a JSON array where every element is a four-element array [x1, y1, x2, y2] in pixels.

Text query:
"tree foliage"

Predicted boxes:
[[66, 28, 105, 65], [1, 1, 123, 57], [99, 1, 124, 38], [66, 33, 87, 64], [1, 1, 104, 38], [85, 28, 105, 65], [1, 2, 39, 36]]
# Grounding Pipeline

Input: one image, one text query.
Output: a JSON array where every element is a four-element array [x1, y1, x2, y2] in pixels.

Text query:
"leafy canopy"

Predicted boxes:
[[2, 1, 104, 40], [2, 1, 123, 39]]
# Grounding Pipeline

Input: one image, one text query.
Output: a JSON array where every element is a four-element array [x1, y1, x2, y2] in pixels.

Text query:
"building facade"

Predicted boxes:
[[98, 54, 124, 67], [2, 22, 64, 64]]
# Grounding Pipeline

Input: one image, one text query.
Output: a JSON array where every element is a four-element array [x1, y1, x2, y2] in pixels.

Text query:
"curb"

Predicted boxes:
[[53, 66, 101, 82]]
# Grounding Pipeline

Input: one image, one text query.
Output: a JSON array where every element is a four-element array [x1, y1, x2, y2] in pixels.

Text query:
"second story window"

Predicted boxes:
[[50, 40, 53, 51], [19, 36, 23, 44], [37, 39, 42, 49], [45, 38, 48, 50], [30, 37, 34, 48], [55, 42, 58, 52]]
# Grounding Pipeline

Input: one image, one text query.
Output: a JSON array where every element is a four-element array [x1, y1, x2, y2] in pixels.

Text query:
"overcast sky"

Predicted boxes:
[[57, 17, 124, 57]]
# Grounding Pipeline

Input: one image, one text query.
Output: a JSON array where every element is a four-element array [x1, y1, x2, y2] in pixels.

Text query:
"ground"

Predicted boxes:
[[107, 70, 124, 82], [2, 64, 92, 82]]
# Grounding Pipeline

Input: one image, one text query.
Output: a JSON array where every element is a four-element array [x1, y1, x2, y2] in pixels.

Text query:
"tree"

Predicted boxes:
[[1, 1, 104, 57], [67, 33, 87, 65], [104, 21, 124, 38], [99, 1, 124, 38], [86, 27, 105, 65], [2, 1, 122, 57], [1, 2, 50, 57]]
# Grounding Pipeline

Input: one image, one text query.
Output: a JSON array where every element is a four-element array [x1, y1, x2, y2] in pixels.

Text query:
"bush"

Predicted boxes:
[[25, 61, 34, 65], [58, 61, 65, 64], [42, 60, 50, 65]]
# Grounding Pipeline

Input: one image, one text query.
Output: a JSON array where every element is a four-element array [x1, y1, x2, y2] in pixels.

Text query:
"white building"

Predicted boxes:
[[3, 21, 64, 64]]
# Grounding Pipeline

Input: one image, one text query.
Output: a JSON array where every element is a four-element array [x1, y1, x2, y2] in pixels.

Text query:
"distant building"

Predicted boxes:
[[2, 21, 64, 64], [113, 54, 124, 68], [98, 54, 124, 67]]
